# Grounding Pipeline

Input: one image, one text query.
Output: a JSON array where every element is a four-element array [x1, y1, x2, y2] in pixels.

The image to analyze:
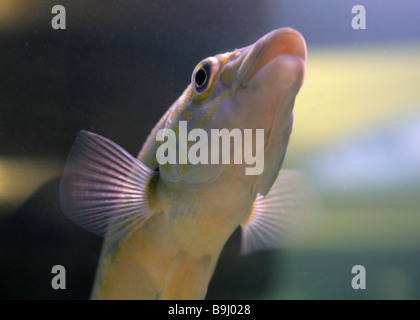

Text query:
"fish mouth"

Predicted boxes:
[[238, 28, 307, 86]]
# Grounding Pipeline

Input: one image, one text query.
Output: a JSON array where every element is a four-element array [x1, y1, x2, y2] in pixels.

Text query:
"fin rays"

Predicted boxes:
[[59, 130, 157, 240], [240, 170, 322, 255]]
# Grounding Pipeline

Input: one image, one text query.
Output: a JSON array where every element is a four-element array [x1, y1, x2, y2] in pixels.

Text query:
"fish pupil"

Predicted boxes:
[[195, 68, 207, 87]]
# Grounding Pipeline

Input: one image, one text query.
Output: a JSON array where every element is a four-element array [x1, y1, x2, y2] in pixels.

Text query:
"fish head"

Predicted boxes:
[[158, 28, 307, 193]]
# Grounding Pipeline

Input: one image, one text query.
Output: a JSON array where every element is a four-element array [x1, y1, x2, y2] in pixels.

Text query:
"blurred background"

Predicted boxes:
[[1, 0, 419, 299]]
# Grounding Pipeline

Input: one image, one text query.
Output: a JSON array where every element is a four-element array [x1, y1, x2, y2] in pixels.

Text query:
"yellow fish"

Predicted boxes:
[[59, 28, 318, 299]]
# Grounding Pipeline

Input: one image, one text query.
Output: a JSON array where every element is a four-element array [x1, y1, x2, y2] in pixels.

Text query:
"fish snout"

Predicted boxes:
[[239, 27, 307, 86]]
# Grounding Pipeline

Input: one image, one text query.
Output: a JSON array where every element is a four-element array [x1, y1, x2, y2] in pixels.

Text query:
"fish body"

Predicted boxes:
[[59, 28, 320, 299]]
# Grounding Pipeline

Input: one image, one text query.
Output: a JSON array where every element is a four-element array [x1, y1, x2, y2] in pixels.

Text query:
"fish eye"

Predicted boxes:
[[195, 68, 207, 87], [193, 61, 211, 94]]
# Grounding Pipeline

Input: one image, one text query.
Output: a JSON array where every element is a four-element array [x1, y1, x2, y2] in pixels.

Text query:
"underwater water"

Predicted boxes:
[[1, 0, 420, 300]]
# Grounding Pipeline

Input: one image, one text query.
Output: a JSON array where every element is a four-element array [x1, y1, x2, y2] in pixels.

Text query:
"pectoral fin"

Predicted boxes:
[[59, 130, 157, 241], [240, 170, 323, 255]]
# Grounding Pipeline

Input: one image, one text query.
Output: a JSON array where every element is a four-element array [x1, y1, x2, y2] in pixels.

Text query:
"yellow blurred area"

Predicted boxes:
[[0, 0, 62, 31], [289, 42, 420, 157], [0, 0, 29, 29], [0, 157, 63, 212]]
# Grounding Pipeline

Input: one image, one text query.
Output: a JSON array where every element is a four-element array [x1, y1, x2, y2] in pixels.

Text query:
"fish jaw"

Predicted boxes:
[[224, 27, 307, 133], [237, 28, 307, 86], [226, 28, 307, 194]]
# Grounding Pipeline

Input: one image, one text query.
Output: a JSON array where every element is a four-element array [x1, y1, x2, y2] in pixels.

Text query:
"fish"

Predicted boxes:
[[59, 27, 321, 300]]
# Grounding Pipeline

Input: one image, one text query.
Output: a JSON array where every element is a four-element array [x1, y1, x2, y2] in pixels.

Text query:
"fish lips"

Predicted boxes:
[[230, 28, 307, 131], [238, 27, 307, 88]]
